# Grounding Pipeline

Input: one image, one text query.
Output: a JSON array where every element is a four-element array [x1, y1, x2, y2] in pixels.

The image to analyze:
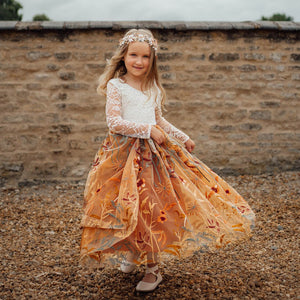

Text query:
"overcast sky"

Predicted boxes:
[[19, 0, 300, 22]]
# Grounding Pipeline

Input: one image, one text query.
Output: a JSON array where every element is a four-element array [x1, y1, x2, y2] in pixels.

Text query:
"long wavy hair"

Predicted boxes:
[[97, 29, 166, 107]]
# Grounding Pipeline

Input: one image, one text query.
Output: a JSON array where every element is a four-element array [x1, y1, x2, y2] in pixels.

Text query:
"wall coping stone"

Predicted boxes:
[[0, 21, 300, 31]]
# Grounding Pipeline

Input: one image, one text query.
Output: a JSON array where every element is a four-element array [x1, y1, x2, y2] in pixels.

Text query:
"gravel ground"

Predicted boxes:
[[0, 171, 299, 300]]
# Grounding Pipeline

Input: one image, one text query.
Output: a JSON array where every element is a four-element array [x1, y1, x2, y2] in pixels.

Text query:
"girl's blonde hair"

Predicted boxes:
[[97, 29, 166, 107]]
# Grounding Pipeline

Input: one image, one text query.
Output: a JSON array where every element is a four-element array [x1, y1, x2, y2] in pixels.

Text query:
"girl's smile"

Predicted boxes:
[[123, 42, 151, 81]]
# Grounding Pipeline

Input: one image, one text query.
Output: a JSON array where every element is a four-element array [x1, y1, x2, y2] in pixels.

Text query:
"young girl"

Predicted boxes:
[[80, 29, 255, 292]]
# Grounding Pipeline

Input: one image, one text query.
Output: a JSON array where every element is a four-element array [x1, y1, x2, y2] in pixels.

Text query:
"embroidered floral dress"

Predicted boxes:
[[80, 78, 255, 267]]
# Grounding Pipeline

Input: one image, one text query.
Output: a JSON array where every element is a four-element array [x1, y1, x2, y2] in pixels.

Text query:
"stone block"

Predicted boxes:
[[209, 53, 239, 62], [240, 74, 259, 81], [240, 123, 262, 131], [161, 73, 175, 80], [215, 65, 234, 72], [244, 53, 265, 61], [59, 72, 75, 81], [291, 73, 300, 80], [41, 21, 64, 29], [0, 162, 23, 178], [215, 92, 236, 100], [69, 165, 88, 177], [208, 73, 225, 80], [266, 83, 284, 90], [270, 53, 283, 62], [157, 52, 183, 62], [0, 91, 8, 99], [210, 125, 235, 132], [0, 135, 18, 152], [238, 64, 257, 72], [47, 64, 60, 71], [275, 133, 298, 140], [35, 74, 50, 81], [280, 92, 299, 100], [223, 101, 239, 108], [64, 21, 89, 29], [158, 65, 171, 71], [235, 83, 251, 90], [290, 54, 300, 62], [259, 101, 281, 108], [2, 114, 33, 124], [93, 136, 106, 143], [61, 83, 89, 90], [20, 135, 39, 151], [215, 109, 247, 121], [263, 74, 276, 81], [0, 71, 6, 80], [188, 54, 205, 61], [32, 162, 58, 177], [257, 133, 273, 141], [26, 51, 52, 62], [50, 124, 72, 134], [0, 21, 17, 29], [86, 63, 106, 70], [249, 110, 271, 120], [26, 83, 42, 90], [54, 52, 71, 60], [227, 133, 248, 140], [69, 140, 88, 150]]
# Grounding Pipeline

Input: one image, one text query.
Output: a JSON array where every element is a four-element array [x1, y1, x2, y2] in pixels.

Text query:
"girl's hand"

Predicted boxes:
[[185, 139, 195, 153], [150, 126, 166, 145]]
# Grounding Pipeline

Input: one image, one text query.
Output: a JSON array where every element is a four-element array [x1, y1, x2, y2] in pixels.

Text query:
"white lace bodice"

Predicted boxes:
[[106, 78, 189, 143]]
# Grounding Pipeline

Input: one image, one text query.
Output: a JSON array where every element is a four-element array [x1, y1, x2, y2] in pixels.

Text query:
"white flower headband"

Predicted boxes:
[[119, 33, 158, 52]]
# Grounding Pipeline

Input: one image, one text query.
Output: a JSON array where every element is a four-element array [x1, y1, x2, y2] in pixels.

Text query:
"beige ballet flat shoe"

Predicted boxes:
[[136, 265, 162, 292]]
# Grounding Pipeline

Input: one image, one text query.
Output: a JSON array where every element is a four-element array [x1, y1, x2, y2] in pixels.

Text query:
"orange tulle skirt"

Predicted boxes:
[[80, 129, 255, 268]]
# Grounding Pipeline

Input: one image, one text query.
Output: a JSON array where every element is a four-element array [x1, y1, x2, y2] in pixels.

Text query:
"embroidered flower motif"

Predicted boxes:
[[122, 192, 137, 202], [137, 178, 146, 191], [211, 185, 218, 193], [92, 157, 100, 167], [237, 205, 250, 214], [207, 218, 220, 232], [157, 210, 167, 223]]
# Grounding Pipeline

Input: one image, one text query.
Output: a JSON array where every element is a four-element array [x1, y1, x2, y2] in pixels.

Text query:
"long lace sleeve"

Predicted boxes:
[[155, 101, 190, 144], [105, 81, 152, 139]]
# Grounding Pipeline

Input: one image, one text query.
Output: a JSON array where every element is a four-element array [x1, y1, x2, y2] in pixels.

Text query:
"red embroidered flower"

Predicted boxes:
[[92, 157, 100, 167], [157, 210, 167, 223], [211, 186, 218, 193], [137, 178, 146, 190], [237, 205, 250, 214]]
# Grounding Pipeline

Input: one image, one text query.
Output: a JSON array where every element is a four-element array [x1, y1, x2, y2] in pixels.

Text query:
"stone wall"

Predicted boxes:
[[0, 21, 299, 187]]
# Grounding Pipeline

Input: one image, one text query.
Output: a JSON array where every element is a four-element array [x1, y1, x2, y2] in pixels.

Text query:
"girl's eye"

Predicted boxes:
[[143, 55, 150, 58], [130, 53, 136, 56]]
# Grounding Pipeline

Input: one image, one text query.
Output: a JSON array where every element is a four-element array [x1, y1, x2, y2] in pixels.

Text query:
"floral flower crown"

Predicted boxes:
[[119, 33, 158, 52]]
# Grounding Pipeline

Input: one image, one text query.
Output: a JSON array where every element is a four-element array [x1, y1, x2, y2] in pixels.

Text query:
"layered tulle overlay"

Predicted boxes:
[[80, 128, 255, 268]]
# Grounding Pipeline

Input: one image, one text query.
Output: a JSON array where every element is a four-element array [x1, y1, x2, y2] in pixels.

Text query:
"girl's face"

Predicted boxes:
[[123, 42, 151, 80]]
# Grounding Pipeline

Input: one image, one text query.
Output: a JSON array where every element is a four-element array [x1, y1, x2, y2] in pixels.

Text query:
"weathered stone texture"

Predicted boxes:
[[0, 23, 299, 186]]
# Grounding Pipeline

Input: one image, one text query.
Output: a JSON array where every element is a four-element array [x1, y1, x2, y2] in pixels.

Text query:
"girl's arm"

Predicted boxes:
[[105, 82, 152, 138]]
